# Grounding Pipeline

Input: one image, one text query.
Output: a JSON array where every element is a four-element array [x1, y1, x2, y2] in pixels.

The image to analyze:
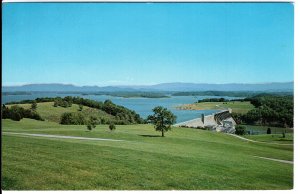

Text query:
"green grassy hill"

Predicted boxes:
[[7, 102, 114, 123], [2, 118, 293, 190]]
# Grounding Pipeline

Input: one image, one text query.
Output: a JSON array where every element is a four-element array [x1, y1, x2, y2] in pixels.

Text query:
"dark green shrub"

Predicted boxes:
[[86, 116, 98, 131], [235, 125, 247, 135], [109, 123, 116, 131], [60, 112, 73, 124], [31, 101, 37, 111]]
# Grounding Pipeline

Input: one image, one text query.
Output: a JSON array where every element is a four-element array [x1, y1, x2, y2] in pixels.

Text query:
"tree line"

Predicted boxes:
[[197, 97, 244, 103], [2, 103, 43, 121]]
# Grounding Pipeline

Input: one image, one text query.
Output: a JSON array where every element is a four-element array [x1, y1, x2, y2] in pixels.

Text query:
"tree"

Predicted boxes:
[[60, 112, 73, 124], [2, 104, 9, 119], [282, 130, 286, 138], [86, 124, 92, 131], [267, 128, 271, 134], [62, 101, 69, 108], [109, 123, 116, 131], [86, 116, 98, 131], [9, 105, 25, 121], [78, 104, 83, 111], [31, 101, 37, 111], [147, 106, 177, 137], [11, 112, 22, 121], [235, 125, 247, 135]]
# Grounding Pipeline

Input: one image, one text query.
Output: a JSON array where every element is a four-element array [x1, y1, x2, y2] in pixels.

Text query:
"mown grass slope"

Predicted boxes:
[[244, 134, 293, 144], [2, 119, 293, 190], [7, 102, 114, 123], [178, 101, 254, 114]]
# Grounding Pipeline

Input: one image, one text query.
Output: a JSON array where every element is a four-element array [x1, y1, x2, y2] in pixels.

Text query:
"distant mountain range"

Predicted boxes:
[[2, 82, 294, 92]]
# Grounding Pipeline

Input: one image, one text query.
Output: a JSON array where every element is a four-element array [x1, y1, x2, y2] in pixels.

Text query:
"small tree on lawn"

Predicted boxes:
[[86, 124, 93, 131], [109, 123, 116, 131], [86, 116, 98, 131], [147, 106, 176, 137], [31, 101, 37, 111], [282, 130, 286, 138]]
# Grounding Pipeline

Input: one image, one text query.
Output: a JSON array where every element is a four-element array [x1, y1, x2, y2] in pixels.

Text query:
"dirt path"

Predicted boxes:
[[226, 133, 293, 146], [3, 132, 125, 142]]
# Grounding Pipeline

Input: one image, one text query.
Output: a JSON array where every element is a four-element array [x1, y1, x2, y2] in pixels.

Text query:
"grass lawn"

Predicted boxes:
[[2, 119, 293, 190], [177, 101, 254, 114], [244, 134, 293, 144], [7, 102, 113, 123]]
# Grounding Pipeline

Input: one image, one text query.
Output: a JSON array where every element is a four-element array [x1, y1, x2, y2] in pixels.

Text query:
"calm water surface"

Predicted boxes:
[[2, 93, 241, 123]]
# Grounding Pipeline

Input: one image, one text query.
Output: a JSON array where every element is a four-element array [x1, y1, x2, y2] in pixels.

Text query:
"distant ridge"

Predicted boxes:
[[2, 82, 294, 92]]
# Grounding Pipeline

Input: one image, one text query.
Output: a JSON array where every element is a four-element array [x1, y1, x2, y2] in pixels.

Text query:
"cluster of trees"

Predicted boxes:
[[232, 95, 293, 128], [6, 97, 60, 105], [59, 112, 121, 126], [54, 99, 72, 108], [102, 99, 144, 124], [86, 118, 116, 131], [2, 104, 43, 121], [60, 112, 116, 131], [62, 97, 144, 125], [60, 112, 86, 125], [68, 97, 144, 125], [197, 98, 244, 103]]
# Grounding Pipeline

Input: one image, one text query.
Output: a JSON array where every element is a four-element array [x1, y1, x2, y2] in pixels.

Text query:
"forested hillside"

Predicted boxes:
[[232, 94, 293, 127]]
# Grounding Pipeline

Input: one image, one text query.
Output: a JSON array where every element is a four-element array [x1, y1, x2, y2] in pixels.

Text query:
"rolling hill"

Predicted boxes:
[[6, 102, 114, 123]]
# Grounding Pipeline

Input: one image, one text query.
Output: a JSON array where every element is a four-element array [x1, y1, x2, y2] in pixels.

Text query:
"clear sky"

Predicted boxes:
[[2, 3, 294, 86]]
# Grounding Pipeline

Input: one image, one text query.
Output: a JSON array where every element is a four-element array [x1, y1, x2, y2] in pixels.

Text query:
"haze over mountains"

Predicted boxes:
[[2, 82, 294, 92]]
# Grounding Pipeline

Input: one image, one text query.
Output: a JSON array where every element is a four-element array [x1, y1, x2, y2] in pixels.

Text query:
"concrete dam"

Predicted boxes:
[[174, 109, 236, 133]]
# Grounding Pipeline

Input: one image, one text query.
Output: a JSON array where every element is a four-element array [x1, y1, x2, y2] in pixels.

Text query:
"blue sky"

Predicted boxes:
[[2, 3, 294, 86]]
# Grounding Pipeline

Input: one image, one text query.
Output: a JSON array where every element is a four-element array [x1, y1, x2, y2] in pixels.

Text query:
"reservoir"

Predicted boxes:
[[2, 93, 241, 123]]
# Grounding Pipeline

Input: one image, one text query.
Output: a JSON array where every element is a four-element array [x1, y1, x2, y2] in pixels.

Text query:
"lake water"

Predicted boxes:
[[2, 93, 241, 123]]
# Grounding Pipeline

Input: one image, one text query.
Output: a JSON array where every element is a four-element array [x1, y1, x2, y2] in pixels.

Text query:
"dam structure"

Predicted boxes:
[[174, 109, 236, 134]]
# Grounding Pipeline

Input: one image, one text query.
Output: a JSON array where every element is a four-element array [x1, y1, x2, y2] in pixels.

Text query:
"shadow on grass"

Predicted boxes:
[[2, 176, 19, 190], [139, 134, 161, 138]]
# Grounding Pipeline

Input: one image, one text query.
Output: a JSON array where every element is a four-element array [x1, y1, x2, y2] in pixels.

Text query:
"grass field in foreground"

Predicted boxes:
[[177, 101, 254, 114], [7, 102, 113, 123], [2, 119, 293, 190]]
